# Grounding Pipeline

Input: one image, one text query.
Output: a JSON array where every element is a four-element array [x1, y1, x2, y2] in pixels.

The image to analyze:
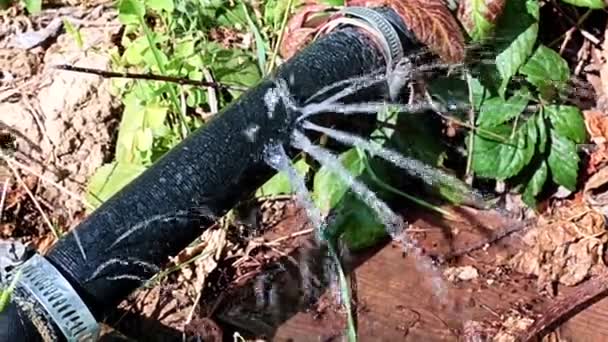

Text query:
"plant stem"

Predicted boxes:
[[242, 2, 268, 75], [53, 65, 247, 90], [548, 9, 592, 48], [362, 155, 458, 220], [424, 91, 508, 143], [138, 16, 190, 138], [326, 237, 358, 342], [465, 73, 476, 180], [1, 151, 61, 239], [266, 0, 294, 74], [0, 269, 21, 313]]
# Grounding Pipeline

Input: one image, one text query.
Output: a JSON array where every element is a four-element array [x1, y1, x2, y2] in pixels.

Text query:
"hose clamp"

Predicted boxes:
[[10, 254, 100, 341], [316, 6, 404, 69]]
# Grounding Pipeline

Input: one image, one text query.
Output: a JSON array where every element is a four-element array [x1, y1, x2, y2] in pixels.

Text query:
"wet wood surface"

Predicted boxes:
[[557, 288, 608, 341], [270, 210, 608, 341]]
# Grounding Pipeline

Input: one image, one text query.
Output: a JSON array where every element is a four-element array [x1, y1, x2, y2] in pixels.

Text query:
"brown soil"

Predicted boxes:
[[100, 198, 608, 341], [1, 3, 121, 221]]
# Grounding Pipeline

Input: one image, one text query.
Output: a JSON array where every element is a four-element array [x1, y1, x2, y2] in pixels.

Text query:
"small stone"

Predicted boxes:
[[444, 265, 479, 282]]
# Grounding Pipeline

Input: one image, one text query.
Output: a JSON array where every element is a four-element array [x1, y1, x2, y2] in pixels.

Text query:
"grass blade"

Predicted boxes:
[[266, 0, 294, 74], [242, 3, 268, 75], [0, 269, 21, 313]]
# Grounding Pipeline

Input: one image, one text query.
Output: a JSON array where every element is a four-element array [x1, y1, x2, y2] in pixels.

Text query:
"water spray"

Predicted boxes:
[[0, 6, 434, 341]]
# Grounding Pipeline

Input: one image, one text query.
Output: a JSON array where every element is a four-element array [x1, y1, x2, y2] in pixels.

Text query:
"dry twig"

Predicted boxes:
[[1, 151, 60, 238], [0, 178, 10, 223], [516, 272, 608, 342], [53, 64, 248, 91], [440, 218, 535, 261], [4, 154, 94, 210]]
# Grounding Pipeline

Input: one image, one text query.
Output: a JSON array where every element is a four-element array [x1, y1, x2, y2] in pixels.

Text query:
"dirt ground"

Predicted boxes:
[[4, 1, 608, 342], [1, 2, 121, 236]]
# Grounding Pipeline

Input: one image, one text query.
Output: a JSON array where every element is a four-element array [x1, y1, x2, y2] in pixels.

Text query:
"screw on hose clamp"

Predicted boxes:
[[9, 254, 100, 341], [316, 6, 405, 69]]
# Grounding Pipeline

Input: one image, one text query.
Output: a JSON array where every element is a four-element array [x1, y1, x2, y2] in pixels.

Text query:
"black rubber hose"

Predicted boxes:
[[1, 25, 392, 341], [48, 26, 386, 310], [0, 301, 44, 342]]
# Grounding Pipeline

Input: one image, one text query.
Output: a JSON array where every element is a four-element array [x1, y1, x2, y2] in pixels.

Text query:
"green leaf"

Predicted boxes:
[[522, 160, 548, 206], [143, 103, 169, 134], [526, 0, 540, 19], [256, 159, 311, 197], [520, 45, 569, 93], [313, 148, 367, 213], [469, 75, 490, 110], [123, 36, 149, 65], [264, 0, 290, 28], [186, 88, 205, 107], [320, 0, 345, 5], [334, 194, 387, 251], [495, 23, 538, 94], [477, 91, 529, 127], [435, 172, 485, 205], [143, 48, 170, 73], [174, 39, 195, 59], [242, 3, 267, 75], [217, 55, 261, 89], [494, 0, 539, 95], [86, 162, 147, 208], [132, 80, 157, 102], [118, 0, 145, 25], [470, 16, 494, 43], [63, 19, 84, 49], [135, 128, 153, 152], [116, 92, 145, 163], [0, 269, 20, 313], [560, 0, 605, 9], [23, 0, 41, 14], [547, 131, 580, 191], [545, 105, 587, 144], [460, 0, 497, 42], [215, 4, 248, 28], [0, 0, 11, 10], [146, 0, 174, 13], [472, 118, 537, 180]]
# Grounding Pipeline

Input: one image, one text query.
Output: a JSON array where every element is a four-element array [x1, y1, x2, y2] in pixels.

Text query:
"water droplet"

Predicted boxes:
[[243, 124, 260, 142]]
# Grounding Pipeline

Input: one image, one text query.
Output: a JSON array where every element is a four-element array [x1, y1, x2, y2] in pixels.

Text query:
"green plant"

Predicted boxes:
[[257, 4, 595, 317], [0, 0, 41, 12], [22, 0, 40, 14], [0, 270, 20, 313], [83, 0, 601, 340], [459, 0, 589, 206], [87, 0, 287, 207], [0, 0, 11, 10]]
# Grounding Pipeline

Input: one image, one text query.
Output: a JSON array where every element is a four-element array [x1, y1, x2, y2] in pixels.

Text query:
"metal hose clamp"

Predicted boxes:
[[316, 6, 404, 69], [10, 254, 100, 341]]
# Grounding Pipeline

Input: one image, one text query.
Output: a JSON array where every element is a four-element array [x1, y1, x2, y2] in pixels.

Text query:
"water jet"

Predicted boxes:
[[0, 6, 428, 341]]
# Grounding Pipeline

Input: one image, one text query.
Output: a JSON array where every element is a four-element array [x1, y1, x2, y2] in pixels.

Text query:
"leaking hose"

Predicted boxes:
[[0, 7, 416, 341]]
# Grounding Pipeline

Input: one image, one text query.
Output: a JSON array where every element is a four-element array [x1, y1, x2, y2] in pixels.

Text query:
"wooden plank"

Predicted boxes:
[[217, 206, 608, 341], [273, 213, 548, 341], [558, 295, 608, 341]]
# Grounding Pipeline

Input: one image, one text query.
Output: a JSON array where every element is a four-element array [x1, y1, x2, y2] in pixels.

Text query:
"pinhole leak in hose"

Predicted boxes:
[[0, 6, 421, 341]]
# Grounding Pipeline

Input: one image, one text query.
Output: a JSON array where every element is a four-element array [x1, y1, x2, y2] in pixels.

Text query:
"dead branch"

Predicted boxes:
[[53, 64, 249, 91], [517, 272, 608, 342]]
